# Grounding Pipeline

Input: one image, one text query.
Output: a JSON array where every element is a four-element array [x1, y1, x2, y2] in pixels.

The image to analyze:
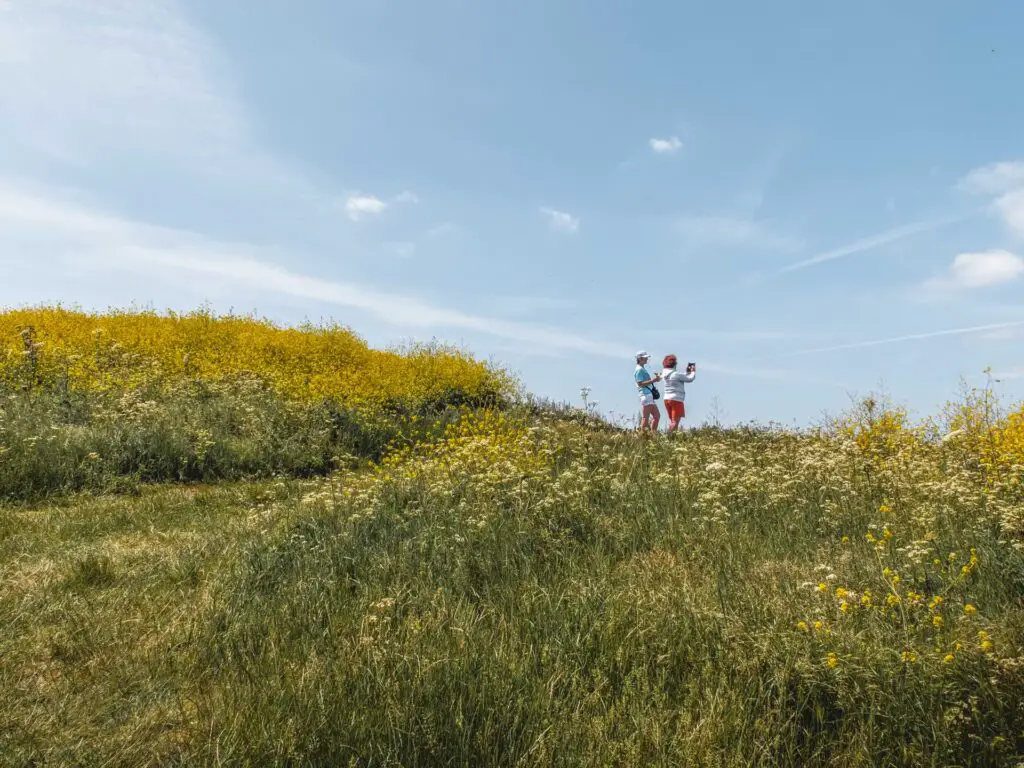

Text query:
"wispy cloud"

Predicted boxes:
[[540, 207, 580, 233], [393, 191, 419, 204], [923, 249, 1024, 291], [957, 161, 1024, 237], [425, 222, 457, 239], [780, 214, 969, 273], [0, 183, 630, 357], [0, 0, 309, 196], [677, 215, 799, 251], [995, 189, 1024, 237], [772, 320, 1024, 359], [649, 136, 682, 155], [1, 183, 817, 384], [345, 194, 387, 221], [957, 161, 1024, 196]]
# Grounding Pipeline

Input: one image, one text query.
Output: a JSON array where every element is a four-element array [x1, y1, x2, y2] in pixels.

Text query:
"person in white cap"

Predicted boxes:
[[634, 351, 661, 431]]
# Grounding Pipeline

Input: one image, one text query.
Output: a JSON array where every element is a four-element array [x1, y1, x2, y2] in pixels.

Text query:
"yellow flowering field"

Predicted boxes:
[[0, 306, 511, 409]]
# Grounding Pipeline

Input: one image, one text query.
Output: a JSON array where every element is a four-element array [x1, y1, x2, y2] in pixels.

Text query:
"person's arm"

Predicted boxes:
[[682, 368, 696, 383], [635, 370, 662, 387]]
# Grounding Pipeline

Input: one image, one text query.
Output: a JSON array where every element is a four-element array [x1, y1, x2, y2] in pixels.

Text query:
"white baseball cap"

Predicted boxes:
[[635, 350, 649, 360]]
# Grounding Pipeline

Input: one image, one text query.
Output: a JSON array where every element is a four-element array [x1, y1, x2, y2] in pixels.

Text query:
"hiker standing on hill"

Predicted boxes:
[[634, 351, 661, 432], [661, 355, 696, 433]]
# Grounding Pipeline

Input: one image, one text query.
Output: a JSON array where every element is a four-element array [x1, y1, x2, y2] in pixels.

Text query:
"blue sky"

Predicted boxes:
[[1, 0, 1022, 426]]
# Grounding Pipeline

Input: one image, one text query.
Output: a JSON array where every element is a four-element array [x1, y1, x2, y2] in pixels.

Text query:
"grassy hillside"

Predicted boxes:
[[2, 308, 1024, 765], [0, 308, 514, 501]]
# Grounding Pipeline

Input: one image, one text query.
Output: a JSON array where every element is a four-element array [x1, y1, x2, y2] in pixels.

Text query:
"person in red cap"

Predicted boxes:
[[660, 354, 696, 432]]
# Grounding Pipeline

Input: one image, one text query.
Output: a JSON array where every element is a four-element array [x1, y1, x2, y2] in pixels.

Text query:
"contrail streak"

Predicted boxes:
[[772, 320, 1024, 359], [780, 213, 971, 273]]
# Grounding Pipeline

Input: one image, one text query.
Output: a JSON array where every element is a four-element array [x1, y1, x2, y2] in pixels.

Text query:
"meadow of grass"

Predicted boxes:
[[0, 308, 513, 502], [2, 309, 1024, 766]]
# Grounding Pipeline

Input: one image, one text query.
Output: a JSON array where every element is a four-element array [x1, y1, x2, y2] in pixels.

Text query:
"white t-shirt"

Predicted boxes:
[[661, 367, 695, 401]]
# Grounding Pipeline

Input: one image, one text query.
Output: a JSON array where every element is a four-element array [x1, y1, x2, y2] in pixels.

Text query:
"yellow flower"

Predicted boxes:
[[826, 653, 839, 669], [865, 532, 877, 544], [841, 535, 850, 544], [839, 600, 851, 613], [796, 621, 809, 632], [932, 615, 944, 629], [964, 604, 977, 615], [981, 640, 994, 653], [835, 587, 849, 599], [886, 595, 901, 607], [901, 650, 918, 663], [816, 583, 828, 594], [942, 653, 955, 664], [860, 592, 873, 607], [978, 630, 990, 641], [929, 596, 943, 610], [879, 503, 892, 515], [814, 621, 824, 632]]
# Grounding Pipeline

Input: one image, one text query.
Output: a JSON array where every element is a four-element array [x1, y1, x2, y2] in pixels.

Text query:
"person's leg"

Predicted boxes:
[[665, 400, 680, 432], [644, 404, 660, 431]]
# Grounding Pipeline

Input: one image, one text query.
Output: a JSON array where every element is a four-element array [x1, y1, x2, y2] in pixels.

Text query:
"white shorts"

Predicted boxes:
[[639, 392, 657, 408]]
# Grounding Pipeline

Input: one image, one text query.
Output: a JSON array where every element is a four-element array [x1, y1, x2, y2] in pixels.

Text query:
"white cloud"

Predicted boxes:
[[393, 191, 419, 204], [957, 161, 1024, 237], [950, 250, 1024, 287], [540, 207, 579, 233], [678, 215, 799, 251], [995, 189, 1024, 236], [957, 161, 1024, 196], [929, 250, 1024, 290], [781, 214, 967, 272], [649, 136, 682, 155], [345, 194, 387, 221]]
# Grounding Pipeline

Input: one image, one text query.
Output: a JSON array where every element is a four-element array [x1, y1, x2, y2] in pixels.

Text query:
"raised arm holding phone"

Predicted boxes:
[[661, 355, 696, 432]]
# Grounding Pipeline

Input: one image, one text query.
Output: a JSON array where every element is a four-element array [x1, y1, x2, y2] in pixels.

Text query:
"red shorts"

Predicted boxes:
[[665, 399, 685, 421]]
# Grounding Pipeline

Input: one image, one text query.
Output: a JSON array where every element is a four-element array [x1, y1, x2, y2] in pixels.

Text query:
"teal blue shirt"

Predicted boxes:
[[634, 365, 653, 394]]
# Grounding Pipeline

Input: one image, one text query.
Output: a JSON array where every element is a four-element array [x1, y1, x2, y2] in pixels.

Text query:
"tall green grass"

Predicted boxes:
[[0, 377, 484, 502], [2, 419, 1022, 766]]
